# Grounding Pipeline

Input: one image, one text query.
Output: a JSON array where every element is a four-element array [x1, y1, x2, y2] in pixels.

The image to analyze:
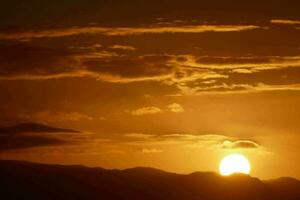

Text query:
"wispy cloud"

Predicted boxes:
[[19, 111, 94, 123], [124, 133, 155, 139], [131, 106, 162, 116], [271, 19, 300, 25], [109, 45, 136, 51], [167, 103, 184, 113], [129, 103, 184, 116], [169, 55, 300, 71], [141, 148, 163, 153], [0, 25, 260, 40]]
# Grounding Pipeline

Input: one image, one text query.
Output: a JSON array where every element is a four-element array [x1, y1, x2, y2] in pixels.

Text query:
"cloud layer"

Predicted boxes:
[[1, 41, 300, 94], [0, 123, 80, 151]]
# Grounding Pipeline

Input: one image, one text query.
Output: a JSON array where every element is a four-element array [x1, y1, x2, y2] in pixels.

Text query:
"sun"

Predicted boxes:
[[219, 154, 251, 176]]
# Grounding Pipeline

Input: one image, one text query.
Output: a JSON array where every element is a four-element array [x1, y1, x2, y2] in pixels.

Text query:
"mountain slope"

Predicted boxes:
[[0, 160, 299, 200]]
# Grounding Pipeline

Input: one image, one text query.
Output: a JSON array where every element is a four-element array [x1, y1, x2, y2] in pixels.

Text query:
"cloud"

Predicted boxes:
[[170, 55, 300, 71], [0, 44, 174, 82], [69, 44, 102, 50], [0, 123, 80, 151], [231, 68, 254, 74], [19, 111, 94, 123], [110, 45, 136, 51], [84, 55, 175, 83], [131, 106, 162, 116], [129, 103, 184, 116], [167, 55, 300, 94], [221, 140, 260, 149], [1, 42, 300, 94], [162, 134, 228, 146], [167, 103, 184, 113], [178, 83, 300, 96], [124, 133, 260, 150], [0, 44, 85, 80], [141, 148, 163, 153], [271, 19, 300, 25], [0, 25, 260, 40], [124, 133, 155, 139], [0, 123, 79, 134], [0, 135, 67, 152]]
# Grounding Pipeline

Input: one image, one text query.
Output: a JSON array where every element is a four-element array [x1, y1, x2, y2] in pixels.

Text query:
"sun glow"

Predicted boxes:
[[219, 154, 251, 176]]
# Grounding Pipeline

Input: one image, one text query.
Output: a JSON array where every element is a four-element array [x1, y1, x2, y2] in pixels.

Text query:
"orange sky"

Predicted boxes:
[[0, 0, 300, 179]]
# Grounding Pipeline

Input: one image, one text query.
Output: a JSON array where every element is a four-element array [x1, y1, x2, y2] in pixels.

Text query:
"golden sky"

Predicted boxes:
[[0, 0, 300, 179]]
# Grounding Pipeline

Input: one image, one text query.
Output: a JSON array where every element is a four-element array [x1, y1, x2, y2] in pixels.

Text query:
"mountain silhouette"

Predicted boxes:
[[0, 160, 299, 200]]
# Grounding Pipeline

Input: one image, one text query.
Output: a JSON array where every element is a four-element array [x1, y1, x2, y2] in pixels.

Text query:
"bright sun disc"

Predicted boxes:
[[219, 154, 251, 176]]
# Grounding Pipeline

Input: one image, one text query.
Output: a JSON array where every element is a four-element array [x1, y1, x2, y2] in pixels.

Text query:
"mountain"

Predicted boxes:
[[0, 160, 299, 200]]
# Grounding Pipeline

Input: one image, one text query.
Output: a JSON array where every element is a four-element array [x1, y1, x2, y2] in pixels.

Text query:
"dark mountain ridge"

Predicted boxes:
[[0, 160, 299, 200]]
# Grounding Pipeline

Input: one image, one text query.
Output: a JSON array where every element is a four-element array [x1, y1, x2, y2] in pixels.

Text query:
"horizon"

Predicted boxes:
[[1, 159, 299, 181]]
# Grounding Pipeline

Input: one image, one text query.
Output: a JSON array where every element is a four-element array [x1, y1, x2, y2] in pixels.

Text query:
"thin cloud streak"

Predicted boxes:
[[170, 55, 300, 71], [123, 133, 262, 151], [271, 19, 300, 25], [0, 25, 260, 40]]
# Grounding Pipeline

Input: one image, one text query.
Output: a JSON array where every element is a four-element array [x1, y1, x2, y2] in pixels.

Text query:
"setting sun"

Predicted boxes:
[[219, 154, 251, 176]]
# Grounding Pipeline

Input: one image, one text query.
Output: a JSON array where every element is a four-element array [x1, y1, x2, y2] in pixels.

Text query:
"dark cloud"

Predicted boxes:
[[0, 43, 176, 82], [1, 42, 300, 94], [0, 122, 79, 134], [0, 44, 81, 79], [0, 123, 80, 151], [85, 55, 174, 82], [0, 135, 66, 151], [221, 140, 260, 149]]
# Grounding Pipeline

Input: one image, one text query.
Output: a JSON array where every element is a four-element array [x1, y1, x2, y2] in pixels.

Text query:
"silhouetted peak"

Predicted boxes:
[[275, 177, 300, 183], [189, 171, 220, 177], [122, 167, 176, 176]]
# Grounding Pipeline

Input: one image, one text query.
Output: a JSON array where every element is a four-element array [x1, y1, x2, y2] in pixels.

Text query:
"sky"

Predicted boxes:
[[0, 0, 300, 179]]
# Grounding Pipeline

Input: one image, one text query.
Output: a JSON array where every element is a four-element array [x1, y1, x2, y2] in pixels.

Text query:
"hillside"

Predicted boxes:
[[0, 160, 299, 200]]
